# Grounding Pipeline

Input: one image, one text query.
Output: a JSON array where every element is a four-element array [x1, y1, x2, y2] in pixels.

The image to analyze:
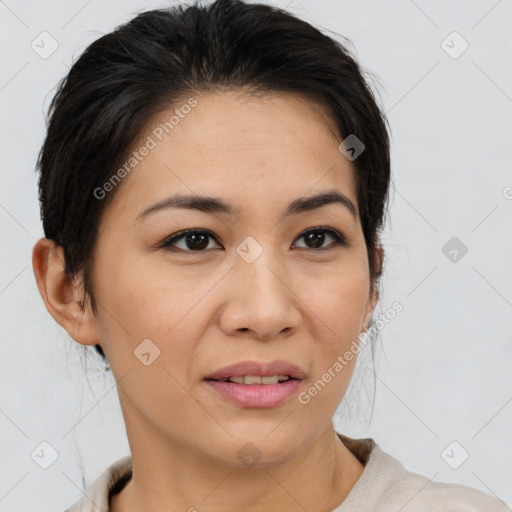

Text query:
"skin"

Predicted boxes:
[[33, 90, 382, 512]]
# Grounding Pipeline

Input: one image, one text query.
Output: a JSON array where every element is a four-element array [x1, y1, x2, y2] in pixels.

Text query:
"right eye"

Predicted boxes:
[[159, 229, 222, 252]]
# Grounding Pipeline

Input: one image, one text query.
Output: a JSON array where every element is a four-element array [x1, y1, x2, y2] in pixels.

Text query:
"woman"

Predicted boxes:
[[31, 0, 510, 510]]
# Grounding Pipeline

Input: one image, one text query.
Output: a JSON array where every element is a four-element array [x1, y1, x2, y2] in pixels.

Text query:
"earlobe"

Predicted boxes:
[[362, 287, 379, 333], [362, 245, 383, 332], [32, 238, 99, 346]]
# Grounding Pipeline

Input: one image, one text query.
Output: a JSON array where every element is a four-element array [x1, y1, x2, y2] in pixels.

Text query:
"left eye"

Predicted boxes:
[[160, 228, 347, 252], [294, 228, 347, 250]]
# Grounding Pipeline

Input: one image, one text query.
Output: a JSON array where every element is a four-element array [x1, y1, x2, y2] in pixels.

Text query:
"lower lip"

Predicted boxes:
[[204, 379, 303, 408]]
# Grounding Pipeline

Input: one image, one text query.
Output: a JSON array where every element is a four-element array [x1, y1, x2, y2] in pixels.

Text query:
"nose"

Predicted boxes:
[[218, 242, 301, 341]]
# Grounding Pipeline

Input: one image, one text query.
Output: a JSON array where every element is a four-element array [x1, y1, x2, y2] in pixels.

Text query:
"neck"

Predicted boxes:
[[110, 424, 364, 512]]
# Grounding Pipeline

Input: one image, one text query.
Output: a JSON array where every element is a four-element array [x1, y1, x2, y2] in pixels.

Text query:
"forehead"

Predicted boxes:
[[105, 90, 357, 221]]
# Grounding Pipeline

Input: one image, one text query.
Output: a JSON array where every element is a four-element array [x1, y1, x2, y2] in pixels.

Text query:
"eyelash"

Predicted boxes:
[[159, 227, 348, 253]]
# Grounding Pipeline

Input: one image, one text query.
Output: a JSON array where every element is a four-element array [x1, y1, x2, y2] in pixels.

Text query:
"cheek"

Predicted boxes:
[[301, 270, 369, 418], [91, 249, 213, 365], [307, 263, 370, 339]]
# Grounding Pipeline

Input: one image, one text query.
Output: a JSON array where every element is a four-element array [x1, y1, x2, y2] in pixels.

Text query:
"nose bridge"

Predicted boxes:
[[234, 234, 290, 307]]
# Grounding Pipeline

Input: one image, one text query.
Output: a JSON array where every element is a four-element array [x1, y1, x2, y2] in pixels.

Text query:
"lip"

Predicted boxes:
[[205, 378, 302, 408], [204, 359, 307, 381]]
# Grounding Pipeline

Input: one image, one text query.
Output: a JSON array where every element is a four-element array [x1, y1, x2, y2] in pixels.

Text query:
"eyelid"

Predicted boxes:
[[159, 229, 222, 250]]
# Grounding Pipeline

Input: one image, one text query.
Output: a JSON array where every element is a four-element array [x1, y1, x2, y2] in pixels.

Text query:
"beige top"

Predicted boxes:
[[65, 433, 510, 511]]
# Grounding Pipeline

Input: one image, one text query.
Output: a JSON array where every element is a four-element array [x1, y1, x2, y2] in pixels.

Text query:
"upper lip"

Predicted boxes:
[[205, 360, 306, 380]]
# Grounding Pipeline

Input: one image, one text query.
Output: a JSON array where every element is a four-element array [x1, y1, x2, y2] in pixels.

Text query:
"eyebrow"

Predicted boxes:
[[135, 189, 357, 221]]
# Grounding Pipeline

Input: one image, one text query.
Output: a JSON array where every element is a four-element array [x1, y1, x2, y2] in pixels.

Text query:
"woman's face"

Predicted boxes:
[[86, 90, 378, 465]]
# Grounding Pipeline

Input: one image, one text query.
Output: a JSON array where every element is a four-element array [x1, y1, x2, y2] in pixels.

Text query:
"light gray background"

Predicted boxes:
[[1, 0, 511, 510]]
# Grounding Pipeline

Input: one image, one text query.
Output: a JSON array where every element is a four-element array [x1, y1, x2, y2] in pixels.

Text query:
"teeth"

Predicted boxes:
[[223, 374, 290, 384]]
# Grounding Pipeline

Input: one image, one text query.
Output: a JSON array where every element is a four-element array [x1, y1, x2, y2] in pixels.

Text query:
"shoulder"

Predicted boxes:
[[64, 456, 132, 512], [372, 447, 510, 512], [382, 469, 509, 511], [335, 435, 510, 512]]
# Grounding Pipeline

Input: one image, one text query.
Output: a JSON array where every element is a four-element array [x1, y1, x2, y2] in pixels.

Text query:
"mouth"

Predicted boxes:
[[205, 375, 298, 384], [203, 360, 306, 408], [204, 359, 307, 382]]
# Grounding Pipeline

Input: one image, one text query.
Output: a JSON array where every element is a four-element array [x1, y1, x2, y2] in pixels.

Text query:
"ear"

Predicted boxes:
[[361, 245, 384, 332], [32, 237, 99, 346]]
